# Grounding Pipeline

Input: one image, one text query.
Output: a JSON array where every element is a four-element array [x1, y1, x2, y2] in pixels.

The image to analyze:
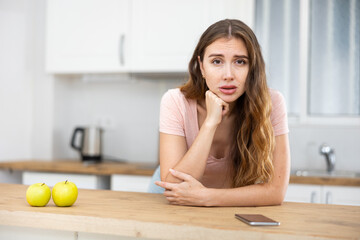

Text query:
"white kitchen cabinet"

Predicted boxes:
[[22, 171, 110, 190], [0, 169, 22, 184], [285, 184, 360, 206], [130, 0, 255, 72], [111, 174, 152, 192], [46, 0, 130, 73], [46, 0, 254, 73], [285, 184, 322, 204], [322, 186, 360, 206]]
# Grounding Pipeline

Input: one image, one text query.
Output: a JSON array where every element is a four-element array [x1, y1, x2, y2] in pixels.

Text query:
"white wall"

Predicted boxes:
[[31, 0, 54, 160], [52, 75, 183, 163], [289, 125, 360, 171], [0, 0, 34, 160], [0, 0, 52, 162], [50, 73, 360, 170]]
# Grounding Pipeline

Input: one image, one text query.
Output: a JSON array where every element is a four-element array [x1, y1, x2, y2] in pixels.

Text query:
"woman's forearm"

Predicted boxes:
[[204, 182, 287, 207], [164, 122, 217, 182]]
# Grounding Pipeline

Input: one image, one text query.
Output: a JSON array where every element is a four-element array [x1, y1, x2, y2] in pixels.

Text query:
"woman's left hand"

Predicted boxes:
[[155, 169, 209, 206]]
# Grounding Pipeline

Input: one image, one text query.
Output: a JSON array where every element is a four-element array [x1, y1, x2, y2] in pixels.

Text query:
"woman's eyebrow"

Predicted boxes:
[[208, 53, 249, 58], [235, 55, 249, 58]]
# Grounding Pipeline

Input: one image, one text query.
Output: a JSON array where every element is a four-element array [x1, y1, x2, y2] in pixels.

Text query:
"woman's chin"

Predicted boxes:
[[219, 93, 243, 103]]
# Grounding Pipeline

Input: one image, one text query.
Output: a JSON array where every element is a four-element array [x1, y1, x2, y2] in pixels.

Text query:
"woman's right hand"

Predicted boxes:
[[204, 90, 229, 127]]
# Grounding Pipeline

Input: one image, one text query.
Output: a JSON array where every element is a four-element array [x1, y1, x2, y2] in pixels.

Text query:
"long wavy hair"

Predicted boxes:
[[180, 19, 275, 187]]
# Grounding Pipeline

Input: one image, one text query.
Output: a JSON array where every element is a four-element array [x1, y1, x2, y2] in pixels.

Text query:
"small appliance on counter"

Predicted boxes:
[[71, 126, 103, 162]]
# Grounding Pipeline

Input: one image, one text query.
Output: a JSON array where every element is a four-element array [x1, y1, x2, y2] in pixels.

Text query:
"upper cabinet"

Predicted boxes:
[[46, 0, 130, 73], [130, 0, 254, 73], [45, 0, 254, 74]]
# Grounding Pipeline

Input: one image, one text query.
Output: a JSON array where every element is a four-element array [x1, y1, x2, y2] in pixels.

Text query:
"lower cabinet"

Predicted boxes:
[[0, 169, 22, 184], [285, 184, 322, 204], [285, 184, 360, 206], [111, 174, 152, 193], [21, 172, 152, 192], [22, 171, 110, 190]]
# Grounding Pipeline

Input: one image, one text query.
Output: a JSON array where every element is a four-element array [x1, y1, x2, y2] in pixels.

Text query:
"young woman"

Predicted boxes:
[[151, 19, 290, 207]]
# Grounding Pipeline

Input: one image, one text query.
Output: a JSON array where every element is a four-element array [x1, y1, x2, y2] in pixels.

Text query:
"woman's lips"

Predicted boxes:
[[219, 85, 237, 95]]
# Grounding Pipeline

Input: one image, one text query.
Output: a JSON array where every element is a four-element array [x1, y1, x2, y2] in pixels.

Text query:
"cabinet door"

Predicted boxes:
[[130, 0, 254, 72], [23, 171, 110, 190], [323, 186, 360, 206], [111, 174, 152, 192], [285, 184, 322, 203], [46, 0, 130, 73]]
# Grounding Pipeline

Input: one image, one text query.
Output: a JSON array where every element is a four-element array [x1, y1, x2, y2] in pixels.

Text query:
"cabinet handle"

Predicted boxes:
[[119, 34, 125, 66], [310, 191, 317, 203], [326, 192, 332, 204]]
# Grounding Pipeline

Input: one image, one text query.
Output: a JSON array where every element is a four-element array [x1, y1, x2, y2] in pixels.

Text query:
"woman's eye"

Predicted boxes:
[[212, 59, 222, 65], [236, 59, 246, 65]]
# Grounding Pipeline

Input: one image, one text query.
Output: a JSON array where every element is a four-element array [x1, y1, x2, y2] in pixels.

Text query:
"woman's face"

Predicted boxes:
[[199, 37, 249, 103]]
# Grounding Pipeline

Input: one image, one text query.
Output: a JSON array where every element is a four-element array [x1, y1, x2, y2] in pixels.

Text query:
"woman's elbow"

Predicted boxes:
[[267, 185, 287, 206], [273, 194, 285, 205], [163, 174, 182, 183]]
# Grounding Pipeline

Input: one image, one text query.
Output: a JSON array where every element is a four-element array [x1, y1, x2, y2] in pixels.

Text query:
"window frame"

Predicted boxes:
[[289, 0, 360, 126]]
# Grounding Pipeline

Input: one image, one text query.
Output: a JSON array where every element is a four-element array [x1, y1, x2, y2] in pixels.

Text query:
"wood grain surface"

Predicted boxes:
[[1, 160, 359, 186], [0, 160, 156, 176], [290, 175, 360, 186], [0, 183, 359, 240]]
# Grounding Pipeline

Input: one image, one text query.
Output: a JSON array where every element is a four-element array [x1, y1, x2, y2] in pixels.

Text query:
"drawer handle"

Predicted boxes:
[[119, 34, 125, 65], [326, 192, 332, 204], [311, 191, 317, 203]]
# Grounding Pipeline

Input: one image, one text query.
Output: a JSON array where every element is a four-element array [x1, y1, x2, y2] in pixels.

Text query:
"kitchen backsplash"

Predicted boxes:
[[51, 75, 360, 171], [53, 75, 185, 164]]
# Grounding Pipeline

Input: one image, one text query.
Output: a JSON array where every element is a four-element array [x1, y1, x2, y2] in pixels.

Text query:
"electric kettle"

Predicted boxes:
[[71, 126, 103, 162]]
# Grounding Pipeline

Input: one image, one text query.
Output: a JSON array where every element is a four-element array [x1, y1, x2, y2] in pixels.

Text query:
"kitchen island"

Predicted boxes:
[[0, 183, 359, 240]]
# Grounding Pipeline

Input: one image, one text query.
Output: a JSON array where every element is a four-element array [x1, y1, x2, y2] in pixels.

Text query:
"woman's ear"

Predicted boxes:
[[198, 56, 205, 78]]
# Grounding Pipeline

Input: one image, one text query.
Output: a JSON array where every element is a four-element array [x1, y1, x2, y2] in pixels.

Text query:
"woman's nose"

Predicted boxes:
[[223, 64, 234, 81]]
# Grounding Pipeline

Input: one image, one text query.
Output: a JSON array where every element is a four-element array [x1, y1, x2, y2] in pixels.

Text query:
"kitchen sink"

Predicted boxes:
[[291, 169, 360, 178]]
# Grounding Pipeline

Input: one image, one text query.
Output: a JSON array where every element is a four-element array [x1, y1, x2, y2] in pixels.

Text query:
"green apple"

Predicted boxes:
[[26, 183, 51, 207], [52, 180, 78, 207]]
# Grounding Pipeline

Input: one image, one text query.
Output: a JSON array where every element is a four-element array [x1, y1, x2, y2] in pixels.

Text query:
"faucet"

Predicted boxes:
[[319, 144, 336, 172]]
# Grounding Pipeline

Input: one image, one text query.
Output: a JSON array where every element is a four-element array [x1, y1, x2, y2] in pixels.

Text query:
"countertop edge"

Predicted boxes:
[[0, 209, 338, 240]]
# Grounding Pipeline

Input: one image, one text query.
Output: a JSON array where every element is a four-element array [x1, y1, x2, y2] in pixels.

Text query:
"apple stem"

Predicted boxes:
[[41, 183, 45, 186], [65, 180, 68, 184]]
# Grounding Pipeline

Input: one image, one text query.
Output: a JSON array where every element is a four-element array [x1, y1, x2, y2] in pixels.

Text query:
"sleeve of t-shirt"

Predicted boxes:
[[270, 90, 289, 136], [159, 89, 185, 136]]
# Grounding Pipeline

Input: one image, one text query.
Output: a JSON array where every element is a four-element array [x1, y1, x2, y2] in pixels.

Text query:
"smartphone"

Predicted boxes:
[[235, 214, 280, 226]]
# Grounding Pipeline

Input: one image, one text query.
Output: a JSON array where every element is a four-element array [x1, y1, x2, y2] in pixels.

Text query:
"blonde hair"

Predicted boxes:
[[180, 19, 275, 187]]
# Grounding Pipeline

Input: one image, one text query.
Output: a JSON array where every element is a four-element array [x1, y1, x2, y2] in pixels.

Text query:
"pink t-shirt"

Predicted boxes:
[[159, 88, 289, 188]]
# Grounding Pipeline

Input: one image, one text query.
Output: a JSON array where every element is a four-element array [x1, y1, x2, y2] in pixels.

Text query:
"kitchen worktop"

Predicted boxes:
[[1, 160, 360, 186], [0, 160, 156, 176], [0, 183, 359, 240]]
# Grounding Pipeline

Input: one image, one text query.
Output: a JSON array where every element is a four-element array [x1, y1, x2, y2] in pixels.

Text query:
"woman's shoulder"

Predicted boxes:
[[268, 89, 289, 135], [269, 88, 285, 105], [164, 88, 183, 98], [162, 88, 190, 105]]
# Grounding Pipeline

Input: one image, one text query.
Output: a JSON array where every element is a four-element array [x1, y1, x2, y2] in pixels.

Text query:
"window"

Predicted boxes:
[[309, 0, 360, 116], [255, 0, 301, 117], [255, 0, 360, 120]]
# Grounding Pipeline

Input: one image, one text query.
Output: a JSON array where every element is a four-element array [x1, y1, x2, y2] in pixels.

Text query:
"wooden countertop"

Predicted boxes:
[[1, 183, 359, 239], [290, 175, 360, 187], [0, 160, 156, 176], [0, 160, 359, 186]]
